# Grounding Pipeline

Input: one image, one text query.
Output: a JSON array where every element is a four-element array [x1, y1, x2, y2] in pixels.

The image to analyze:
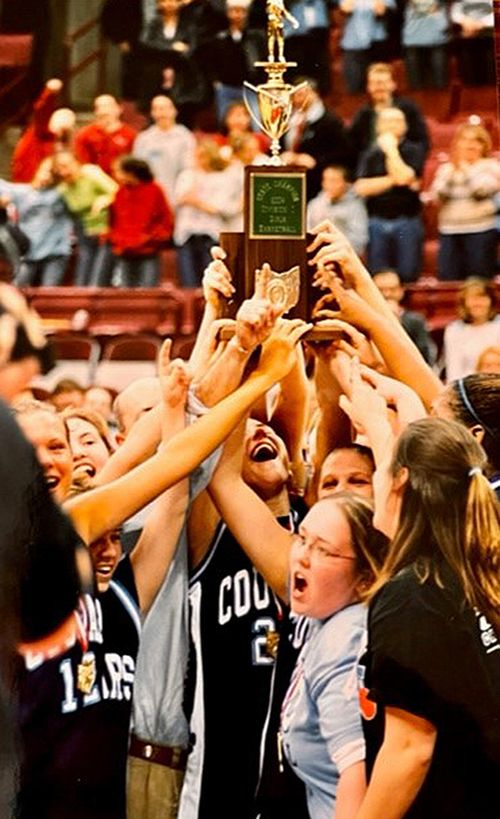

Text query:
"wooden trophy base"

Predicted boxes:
[[218, 164, 344, 342]]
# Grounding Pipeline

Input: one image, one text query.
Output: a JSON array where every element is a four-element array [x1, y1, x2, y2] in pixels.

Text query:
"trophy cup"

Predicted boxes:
[[219, 0, 321, 328]]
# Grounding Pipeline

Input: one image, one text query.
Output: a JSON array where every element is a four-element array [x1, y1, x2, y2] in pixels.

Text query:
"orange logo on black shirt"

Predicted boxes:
[[359, 686, 377, 721]]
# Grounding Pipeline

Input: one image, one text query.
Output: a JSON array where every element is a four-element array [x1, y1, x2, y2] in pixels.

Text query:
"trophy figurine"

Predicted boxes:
[[243, 0, 306, 163], [219, 0, 321, 332]]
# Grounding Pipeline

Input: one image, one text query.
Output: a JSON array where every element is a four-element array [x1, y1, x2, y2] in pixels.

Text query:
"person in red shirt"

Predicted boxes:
[[12, 78, 75, 183], [108, 156, 174, 287], [74, 95, 137, 177]]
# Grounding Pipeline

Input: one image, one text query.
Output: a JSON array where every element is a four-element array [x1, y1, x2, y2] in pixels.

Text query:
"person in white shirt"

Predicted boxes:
[[134, 95, 195, 206]]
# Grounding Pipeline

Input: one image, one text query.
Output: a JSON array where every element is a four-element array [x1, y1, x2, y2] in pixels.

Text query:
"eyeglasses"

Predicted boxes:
[[292, 534, 356, 563]]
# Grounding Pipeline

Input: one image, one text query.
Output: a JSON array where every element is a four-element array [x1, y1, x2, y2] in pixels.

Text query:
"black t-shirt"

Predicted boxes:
[[356, 140, 424, 219], [0, 401, 83, 816], [361, 561, 500, 819], [17, 556, 140, 819]]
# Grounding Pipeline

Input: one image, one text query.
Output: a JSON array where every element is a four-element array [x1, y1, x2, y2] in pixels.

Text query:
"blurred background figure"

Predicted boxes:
[[443, 277, 500, 382], [133, 95, 195, 206], [0, 158, 73, 287], [373, 268, 437, 365], [52, 151, 117, 287], [476, 346, 500, 374], [173, 139, 241, 286], [430, 121, 500, 281], [196, 0, 265, 126], [450, 0, 495, 86], [74, 94, 137, 178], [11, 79, 75, 184], [337, 0, 395, 95], [307, 165, 368, 255], [402, 0, 450, 90], [109, 156, 173, 287], [49, 378, 85, 412]]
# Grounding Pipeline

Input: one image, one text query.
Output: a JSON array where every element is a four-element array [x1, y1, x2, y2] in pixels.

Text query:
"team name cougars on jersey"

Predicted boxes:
[[59, 650, 135, 713], [218, 566, 273, 625]]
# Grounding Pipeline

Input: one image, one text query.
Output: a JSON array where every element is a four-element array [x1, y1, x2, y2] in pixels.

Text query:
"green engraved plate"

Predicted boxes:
[[249, 171, 305, 239]]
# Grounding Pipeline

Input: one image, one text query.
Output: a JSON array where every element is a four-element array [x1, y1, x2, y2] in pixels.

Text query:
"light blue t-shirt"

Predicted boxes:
[[338, 0, 396, 51], [402, 0, 450, 47], [281, 603, 366, 819], [131, 443, 221, 749], [0, 181, 73, 261]]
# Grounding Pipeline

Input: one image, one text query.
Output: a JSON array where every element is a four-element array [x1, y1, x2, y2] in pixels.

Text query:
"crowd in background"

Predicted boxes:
[[0, 0, 497, 292]]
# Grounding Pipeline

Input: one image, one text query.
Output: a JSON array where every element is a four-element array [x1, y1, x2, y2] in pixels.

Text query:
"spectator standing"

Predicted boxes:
[[74, 95, 137, 178], [53, 152, 118, 287], [173, 140, 242, 286], [134, 95, 196, 205], [12, 79, 75, 184], [372, 269, 437, 364], [337, 0, 396, 95], [402, 0, 450, 90], [443, 277, 500, 382], [284, 0, 334, 95], [307, 165, 368, 255], [450, 0, 495, 86], [282, 80, 352, 199], [348, 62, 429, 169], [0, 159, 73, 287], [213, 101, 270, 155], [108, 156, 174, 287], [136, 0, 215, 127], [355, 107, 425, 282], [100, 0, 144, 99], [195, 0, 266, 125], [430, 122, 500, 281]]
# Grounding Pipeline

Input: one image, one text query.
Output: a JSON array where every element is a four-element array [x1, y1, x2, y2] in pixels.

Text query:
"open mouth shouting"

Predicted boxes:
[[250, 439, 279, 462], [45, 473, 61, 493]]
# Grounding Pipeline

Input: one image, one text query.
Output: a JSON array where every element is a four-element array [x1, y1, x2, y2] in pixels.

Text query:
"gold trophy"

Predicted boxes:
[[243, 0, 306, 164], [219, 0, 324, 329]]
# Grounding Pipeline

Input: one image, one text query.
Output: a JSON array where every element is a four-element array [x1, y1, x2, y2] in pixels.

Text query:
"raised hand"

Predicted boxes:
[[234, 263, 282, 353], [202, 246, 235, 308], [314, 276, 381, 333], [257, 318, 312, 384], [338, 358, 393, 460], [312, 316, 382, 369], [158, 338, 192, 414], [308, 220, 368, 290], [359, 364, 426, 429]]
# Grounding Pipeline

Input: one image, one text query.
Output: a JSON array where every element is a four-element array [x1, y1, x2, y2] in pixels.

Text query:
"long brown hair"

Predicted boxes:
[[324, 493, 388, 601], [371, 418, 500, 632]]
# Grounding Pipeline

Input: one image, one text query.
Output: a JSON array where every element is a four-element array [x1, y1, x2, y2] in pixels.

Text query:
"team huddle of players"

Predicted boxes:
[[1, 221, 500, 819]]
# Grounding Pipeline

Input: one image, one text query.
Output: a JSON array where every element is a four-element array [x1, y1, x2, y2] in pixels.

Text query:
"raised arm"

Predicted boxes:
[[208, 420, 292, 600], [64, 320, 311, 547], [188, 247, 235, 379], [307, 224, 441, 409], [130, 342, 191, 613]]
